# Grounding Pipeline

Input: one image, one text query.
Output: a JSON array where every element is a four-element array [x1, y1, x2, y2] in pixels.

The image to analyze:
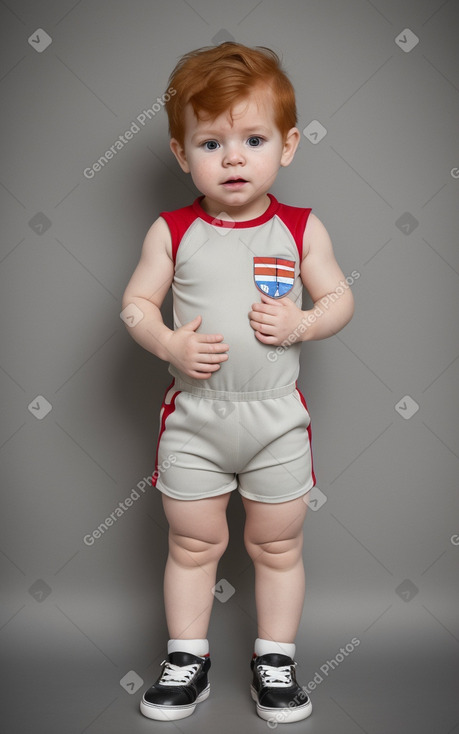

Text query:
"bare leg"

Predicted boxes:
[[242, 495, 308, 643], [162, 492, 231, 640]]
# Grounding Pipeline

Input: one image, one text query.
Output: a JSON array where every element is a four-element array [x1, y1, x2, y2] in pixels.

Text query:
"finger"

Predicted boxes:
[[196, 340, 229, 353], [248, 317, 268, 331], [189, 369, 213, 379], [191, 361, 224, 377], [260, 293, 282, 307], [249, 312, 276, 327], [251, 302, 278, 315], [198, 334, 229, 352], [182, 315, 202, 331], [254, 330, 277, 344], [195, 352, 229, 364], [249, 319, 276, 335], [197, 333, 228, 345]]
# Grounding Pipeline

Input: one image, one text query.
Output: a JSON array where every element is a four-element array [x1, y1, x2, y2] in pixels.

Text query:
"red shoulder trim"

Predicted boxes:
[[275, 204, 312, 260], [159, 205, 198, 263], [160, 198, 311, 261]]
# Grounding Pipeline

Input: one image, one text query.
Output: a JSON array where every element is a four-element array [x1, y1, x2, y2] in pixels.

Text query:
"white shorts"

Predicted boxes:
[[151, 378, 315, 503]]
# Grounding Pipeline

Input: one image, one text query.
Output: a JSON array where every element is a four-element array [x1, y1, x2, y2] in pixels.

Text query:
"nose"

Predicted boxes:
[[222, 144, 245, 166]]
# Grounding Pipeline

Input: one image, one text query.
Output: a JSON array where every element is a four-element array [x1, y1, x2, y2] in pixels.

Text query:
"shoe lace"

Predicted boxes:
[[257, 663, 295, 688], [159, 661, 200, 686]]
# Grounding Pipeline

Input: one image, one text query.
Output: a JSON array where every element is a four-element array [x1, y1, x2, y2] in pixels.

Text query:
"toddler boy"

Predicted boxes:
[[122, 42, 354, 724]]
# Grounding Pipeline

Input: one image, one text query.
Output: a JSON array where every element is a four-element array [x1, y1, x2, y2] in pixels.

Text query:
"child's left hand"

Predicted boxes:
[[249, 293, 304, 346]]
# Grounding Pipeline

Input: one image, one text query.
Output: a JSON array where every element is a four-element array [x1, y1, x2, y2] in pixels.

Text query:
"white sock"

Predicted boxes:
[[167, 638, 209, 657], [254, 637, 296, 659]]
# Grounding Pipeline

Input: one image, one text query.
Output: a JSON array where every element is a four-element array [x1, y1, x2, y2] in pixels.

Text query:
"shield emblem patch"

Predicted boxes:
[[253, 257, 295, 298]]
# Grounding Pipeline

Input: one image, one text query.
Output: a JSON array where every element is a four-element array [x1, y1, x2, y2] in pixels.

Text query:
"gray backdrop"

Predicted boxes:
[[1, 1, 458, 733]]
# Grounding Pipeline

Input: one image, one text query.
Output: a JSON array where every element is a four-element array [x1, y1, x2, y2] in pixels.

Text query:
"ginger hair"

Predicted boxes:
[[164, 42, 297, 146]]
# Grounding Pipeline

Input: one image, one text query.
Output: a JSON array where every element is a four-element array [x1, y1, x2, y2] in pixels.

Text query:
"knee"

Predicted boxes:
[[244, 533, 303, 571], [169, 528, 229, 568]]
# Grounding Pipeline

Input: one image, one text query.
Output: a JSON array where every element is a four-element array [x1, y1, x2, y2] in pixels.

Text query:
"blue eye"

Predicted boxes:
[[247, 136, 263, 147], [203, 140, 219, 151]]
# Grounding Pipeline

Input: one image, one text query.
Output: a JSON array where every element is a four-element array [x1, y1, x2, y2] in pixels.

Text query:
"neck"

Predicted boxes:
[[200, 194, 271, 221]]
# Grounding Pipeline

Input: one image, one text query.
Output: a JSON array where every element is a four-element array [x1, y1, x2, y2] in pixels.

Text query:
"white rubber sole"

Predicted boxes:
[[140, 684, 210, 721], [251, 686, 312, 724]]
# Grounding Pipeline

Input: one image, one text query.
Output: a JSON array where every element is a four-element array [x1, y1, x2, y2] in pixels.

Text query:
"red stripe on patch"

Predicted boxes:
[[276, 258, 295, 268], [276, 268, 295, 279], [254, 266, 278, 276], [254, 257, 294, 269]]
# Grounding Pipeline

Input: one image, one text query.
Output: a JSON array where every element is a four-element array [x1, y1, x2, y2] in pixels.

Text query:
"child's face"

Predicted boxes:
[[170, 86, 299, 218]]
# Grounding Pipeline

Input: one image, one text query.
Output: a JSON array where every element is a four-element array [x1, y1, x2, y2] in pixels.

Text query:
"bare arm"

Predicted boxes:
[[122, 217, 176, 361], [249, 213, 354, 345], [299, 213, 354, 341], [121, 217, 229, 379]]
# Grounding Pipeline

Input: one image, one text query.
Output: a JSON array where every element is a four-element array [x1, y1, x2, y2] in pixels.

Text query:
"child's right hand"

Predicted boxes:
[[164, 315, 229, 380]]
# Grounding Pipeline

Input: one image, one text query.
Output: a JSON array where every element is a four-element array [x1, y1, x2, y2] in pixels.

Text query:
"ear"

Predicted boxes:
[[280, 127, 300, 167], [170, 138, 190, 173]]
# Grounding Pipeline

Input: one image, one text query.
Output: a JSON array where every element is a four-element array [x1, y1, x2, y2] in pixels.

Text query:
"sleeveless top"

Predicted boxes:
[[160, 194, 311, 397]]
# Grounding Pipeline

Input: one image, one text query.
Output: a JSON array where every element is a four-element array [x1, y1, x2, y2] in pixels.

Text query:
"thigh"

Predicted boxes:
[[155, 390, 238, 499], [242, 495, 307, 545], [237, 391, 315, 504], [162, 492, 231, 545]]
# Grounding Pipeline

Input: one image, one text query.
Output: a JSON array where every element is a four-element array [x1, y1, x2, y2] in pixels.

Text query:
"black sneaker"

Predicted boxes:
[[251, 653, 312, 724], [140, 651, 211, 721]]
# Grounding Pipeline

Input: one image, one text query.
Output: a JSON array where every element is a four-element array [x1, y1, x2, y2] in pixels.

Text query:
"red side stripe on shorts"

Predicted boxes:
[[151, 379, 180, 486], [295, 384, 316, 487]]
